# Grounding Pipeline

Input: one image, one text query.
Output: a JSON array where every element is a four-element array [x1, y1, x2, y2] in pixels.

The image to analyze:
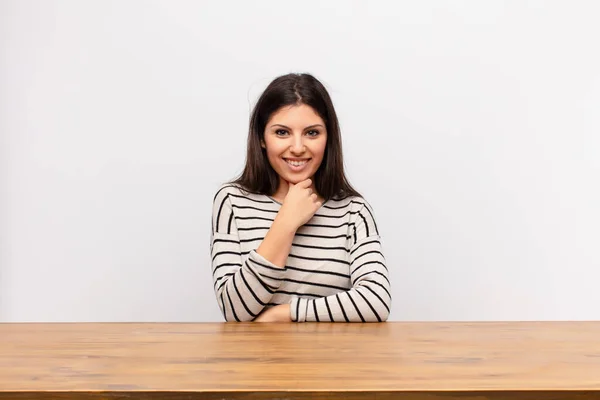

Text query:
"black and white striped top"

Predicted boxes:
[[210, 184, 391, 322]]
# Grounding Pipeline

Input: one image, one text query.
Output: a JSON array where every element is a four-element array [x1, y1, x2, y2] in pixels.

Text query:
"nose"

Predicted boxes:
[[290, 134, 306, 154]]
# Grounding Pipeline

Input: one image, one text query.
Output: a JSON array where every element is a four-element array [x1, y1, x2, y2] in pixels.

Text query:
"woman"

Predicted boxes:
[[210, 73, 391, 322]]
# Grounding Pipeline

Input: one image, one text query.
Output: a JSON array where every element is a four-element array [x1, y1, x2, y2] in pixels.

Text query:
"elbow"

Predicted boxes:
[[219, 304, 259, 322], [221, 312, 255, 323], [381, 299, 391, 321], [373, 303, 391, 322], [368, 308, 389, 323], [380, 308, 390, 322], [238, 314, 257, 322], [352, 305, 389, 323], [224, 316, 255, 323], [380, 299, 391, 322]]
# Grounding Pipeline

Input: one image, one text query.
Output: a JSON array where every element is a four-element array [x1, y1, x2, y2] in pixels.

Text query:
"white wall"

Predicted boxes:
[[1, 0, 599, 322]]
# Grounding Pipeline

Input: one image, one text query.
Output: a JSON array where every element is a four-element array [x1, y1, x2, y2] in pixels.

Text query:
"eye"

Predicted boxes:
[[275, 129, 288, 136], [306, 130, 320, 137]]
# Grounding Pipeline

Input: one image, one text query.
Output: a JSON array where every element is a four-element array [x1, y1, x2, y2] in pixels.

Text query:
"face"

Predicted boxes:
[[261, 103, 327, 196]]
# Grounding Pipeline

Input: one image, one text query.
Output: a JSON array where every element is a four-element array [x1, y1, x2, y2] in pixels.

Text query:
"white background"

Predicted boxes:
[[1, 0, 599, 322]]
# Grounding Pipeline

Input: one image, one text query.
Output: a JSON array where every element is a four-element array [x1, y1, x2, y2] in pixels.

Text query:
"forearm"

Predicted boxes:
[[291, 234, 391, 323], [216, 255, 285, 322], [291, 282, 391, 323], [212, 231, 287, 322], [256, 215, 297, 268]]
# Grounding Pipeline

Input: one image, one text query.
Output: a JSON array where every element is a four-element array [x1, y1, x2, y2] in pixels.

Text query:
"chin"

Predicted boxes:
[[282, 176, 300, 184], [281, 173, 312, 185]]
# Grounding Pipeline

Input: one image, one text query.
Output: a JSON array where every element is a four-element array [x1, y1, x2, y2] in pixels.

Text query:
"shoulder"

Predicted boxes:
[[341, 195, 380, 238], [324, 194, 374, 213], [319, 195, 378, 230], [212, 183, 246, 203], [212, 183, 275, 210], [332, 194, 379, 228]]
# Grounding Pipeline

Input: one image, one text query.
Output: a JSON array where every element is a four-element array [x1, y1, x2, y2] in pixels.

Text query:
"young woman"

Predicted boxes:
[[210, 73, 391, 322]]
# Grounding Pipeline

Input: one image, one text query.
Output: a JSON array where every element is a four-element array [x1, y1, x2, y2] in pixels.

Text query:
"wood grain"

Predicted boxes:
[[1, 322, 599, 399]]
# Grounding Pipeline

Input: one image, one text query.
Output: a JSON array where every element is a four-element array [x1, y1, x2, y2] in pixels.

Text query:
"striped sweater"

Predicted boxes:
[[210, 184, 391, 322]]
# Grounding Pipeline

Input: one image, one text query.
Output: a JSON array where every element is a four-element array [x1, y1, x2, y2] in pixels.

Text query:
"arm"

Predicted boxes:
[[256, 215, 296, 268], [211, 186, 295, 322], [290, 202, 391, 322]]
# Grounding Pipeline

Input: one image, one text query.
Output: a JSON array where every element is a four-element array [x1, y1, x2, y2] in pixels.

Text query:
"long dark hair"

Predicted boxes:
[[229, 73, 361, 202]]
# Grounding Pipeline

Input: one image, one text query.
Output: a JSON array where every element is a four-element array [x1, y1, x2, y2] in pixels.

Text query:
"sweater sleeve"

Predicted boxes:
[[211, 186, 285, 322], [290, 202, 391, 322]]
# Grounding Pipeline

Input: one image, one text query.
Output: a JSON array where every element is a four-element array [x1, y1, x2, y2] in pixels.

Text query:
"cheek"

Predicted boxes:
[[265, 145, 286, 168], [314, 141, 327, 160]]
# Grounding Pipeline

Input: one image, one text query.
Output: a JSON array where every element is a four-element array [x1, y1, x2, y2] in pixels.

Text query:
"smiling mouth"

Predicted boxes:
[[284, 158, 310, 167]]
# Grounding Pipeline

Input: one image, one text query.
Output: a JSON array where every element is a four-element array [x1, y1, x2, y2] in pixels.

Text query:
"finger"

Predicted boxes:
[[299, 178, 312, 188]]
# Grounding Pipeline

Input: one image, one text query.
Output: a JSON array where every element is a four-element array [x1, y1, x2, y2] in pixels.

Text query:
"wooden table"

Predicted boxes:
[[1, 322, 599, 399]]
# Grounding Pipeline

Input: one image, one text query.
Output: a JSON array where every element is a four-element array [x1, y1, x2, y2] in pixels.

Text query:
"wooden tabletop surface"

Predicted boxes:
[[1, 321, 599, 399]]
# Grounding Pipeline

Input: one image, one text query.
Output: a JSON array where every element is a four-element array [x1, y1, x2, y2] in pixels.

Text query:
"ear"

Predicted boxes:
[[260, 139, 266, 149]]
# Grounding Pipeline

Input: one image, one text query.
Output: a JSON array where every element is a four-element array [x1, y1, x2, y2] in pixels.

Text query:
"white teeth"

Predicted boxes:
[[286, 160, 308, 167]]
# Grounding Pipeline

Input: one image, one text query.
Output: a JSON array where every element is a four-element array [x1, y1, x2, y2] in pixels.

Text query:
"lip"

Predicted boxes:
[[283, 158, 311, 172]]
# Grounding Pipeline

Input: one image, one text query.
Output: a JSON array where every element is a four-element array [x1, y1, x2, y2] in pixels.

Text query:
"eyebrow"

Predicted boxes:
[[269, 124, 324, 130]]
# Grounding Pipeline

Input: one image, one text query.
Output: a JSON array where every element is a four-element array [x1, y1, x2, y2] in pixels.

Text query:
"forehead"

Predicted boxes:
[[267, 104, 324, 126]]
